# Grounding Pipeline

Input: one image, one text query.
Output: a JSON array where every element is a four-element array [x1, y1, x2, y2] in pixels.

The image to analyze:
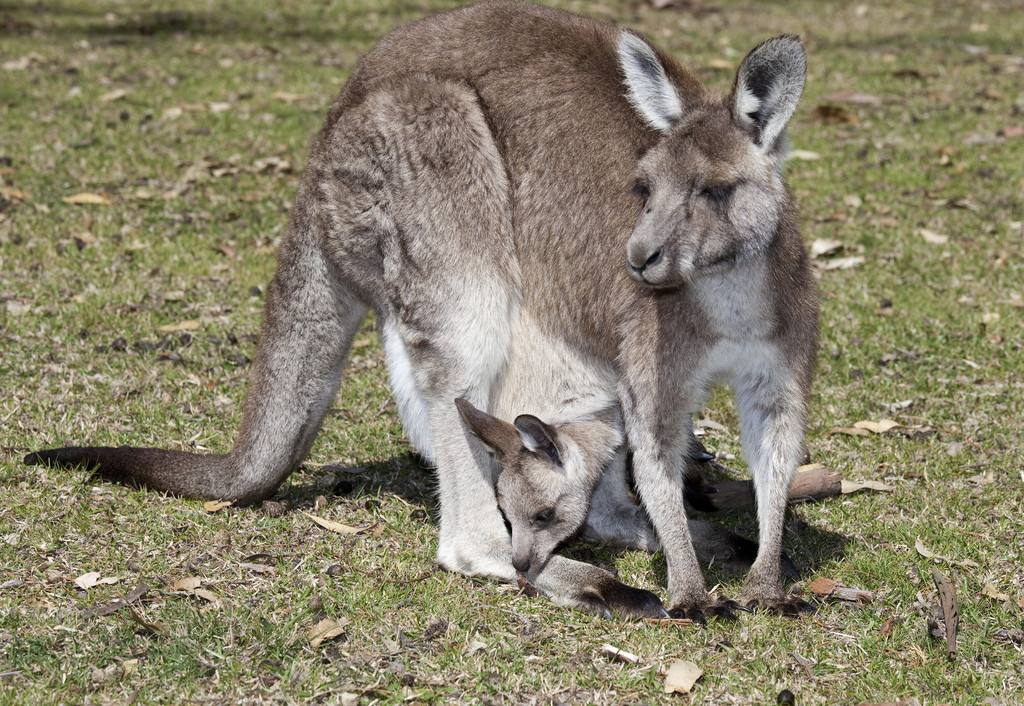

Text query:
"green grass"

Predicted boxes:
[[1, 0, 1022, 703]]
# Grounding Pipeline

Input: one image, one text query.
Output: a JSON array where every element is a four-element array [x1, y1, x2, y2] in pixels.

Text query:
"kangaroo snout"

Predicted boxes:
[[627, 239, 685, 287], [512, 554, 532, 575]]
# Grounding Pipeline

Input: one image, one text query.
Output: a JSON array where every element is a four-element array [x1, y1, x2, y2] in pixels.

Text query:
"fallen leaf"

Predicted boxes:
[[203, 499, 231, 512], [126, 605, 166, 635], [272, 91, 305, 103], [853, 419, 903, 434], [789, 149, 821, 161], [601, 644, 641, 665], [810, 238, 844, 258], [192, 588, 222, 606], [303, 512, 363, 536], [966, 469, 995, 486], [0, 186, 28, 201], [825, 90, 881, 106], [915, 538, 979, 569], [819, 256, 864, 271], [981, 583, 1011, 605], [238, 562, 275, 574], [998, 125, 1024, 139], [841, 479, 894, 494], [307, 617, 349, 647], [663, 660, 702, 694], [465, 638, 487, 655], [169, 577, 203, 592], [930, 569, 959, 660], [208, 101, 231, 113], [100, 88, 128, 103], [813, 104, 859, 124], [87, 582, 149, 617], [63, 192, 111, 205], [919, 228, 949, 245], [830, 426, 871, 437], [75, 572, 120, 590], [807, 577, 837, 596]]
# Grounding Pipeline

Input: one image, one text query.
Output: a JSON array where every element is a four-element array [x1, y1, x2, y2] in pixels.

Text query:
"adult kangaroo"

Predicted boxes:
[[27, 0, 818, 617]]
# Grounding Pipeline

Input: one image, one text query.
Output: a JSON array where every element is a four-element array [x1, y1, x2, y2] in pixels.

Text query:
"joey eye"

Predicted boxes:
[[632, 181, 650, 202], [701, 183, 736, 206], [532, 508, 555, 526]]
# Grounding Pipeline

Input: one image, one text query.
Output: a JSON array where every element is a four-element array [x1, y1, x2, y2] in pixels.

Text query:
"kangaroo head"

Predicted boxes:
[[454, 399, 609, 581], [618, 33, 807, 288]]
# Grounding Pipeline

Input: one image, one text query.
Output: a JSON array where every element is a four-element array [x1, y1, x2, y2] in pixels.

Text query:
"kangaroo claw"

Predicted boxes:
[[668, 596, 742, 625]]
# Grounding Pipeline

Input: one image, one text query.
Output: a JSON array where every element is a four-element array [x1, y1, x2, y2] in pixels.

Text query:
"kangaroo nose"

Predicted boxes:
[[512, 556, 530, 574], [629, 247, 663, 274]]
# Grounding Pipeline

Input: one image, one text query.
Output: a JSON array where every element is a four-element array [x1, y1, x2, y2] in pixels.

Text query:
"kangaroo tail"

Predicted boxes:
[[24, 186, 368, 505], [24, 446, 241, 502]]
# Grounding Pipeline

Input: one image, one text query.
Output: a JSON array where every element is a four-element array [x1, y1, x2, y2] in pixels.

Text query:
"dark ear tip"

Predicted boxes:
[[453, 397, 474, 417]]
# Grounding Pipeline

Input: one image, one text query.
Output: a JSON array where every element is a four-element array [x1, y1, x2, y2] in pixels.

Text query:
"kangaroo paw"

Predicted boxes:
[[668, 596, 741, 625], [586, 580, 667, 620]]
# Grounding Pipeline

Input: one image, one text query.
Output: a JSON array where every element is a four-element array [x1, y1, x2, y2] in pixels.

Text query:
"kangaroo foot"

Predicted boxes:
[[668, 595, 741, 624], [574, 580, 666, 620]]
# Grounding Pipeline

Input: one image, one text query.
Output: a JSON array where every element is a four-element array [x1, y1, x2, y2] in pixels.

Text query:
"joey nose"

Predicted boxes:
[[512, 556, 530, 574]]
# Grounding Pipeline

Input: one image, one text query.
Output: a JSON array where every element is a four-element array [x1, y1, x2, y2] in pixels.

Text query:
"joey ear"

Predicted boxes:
[[731, 35, 806, 151], [513, 414, 562, 467], [617, 31, 683, 132], [454, 398, 521, 458]]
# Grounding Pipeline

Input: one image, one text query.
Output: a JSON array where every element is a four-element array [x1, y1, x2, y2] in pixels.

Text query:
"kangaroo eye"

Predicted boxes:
[[533, 509, 555, 526], [632, 180, 651, 202], [701, 183, 736, 205]]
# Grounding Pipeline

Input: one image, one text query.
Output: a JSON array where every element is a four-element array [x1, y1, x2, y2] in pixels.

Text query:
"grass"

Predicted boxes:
[[1, 0, 1022, 703]]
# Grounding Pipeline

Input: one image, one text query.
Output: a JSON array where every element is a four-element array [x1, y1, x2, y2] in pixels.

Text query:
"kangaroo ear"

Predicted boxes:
[[455, 398, 520, 458], [513, 415, 562, 467], [731, 35, 806, 151], [617, 31, 683, 132]]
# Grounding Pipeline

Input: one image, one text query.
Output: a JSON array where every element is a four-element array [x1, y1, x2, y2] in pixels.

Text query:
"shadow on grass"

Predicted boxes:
[[280, 452, 848, 592]]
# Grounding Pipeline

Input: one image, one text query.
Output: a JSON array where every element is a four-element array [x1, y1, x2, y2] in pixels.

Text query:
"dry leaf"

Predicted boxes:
[[74, 572, 120, 590], [465, 639, 487, 655], [919, 228, 949, 245], [854, 419, 903, 434], [930, 569, 959, 660], [159, 319, 201, 334], [601, 644, 641, 665], [807, 577, 838, 596], [830, 426, 870, 437], [0, 186, 28, 201], [303, 512, 363, 536], [789, 149, 821, 161], [169, 576, 203, 592], [841, 479, 894, 494], [307, 617, 349, 648], [100, 89, 128, 102], [915, 538, 979, 569], [208, 101, 231, 113], [981, 583, 1011, 605], [63, 192, 111, 205], [819, 256, 864, 271], [87, 583, 149, 617], [663, 660, 702, 694], [825, 90, 881, 105], [192, 588, 222, 606], [810, 238, 844, 258], [239, 562, 275, 574], [203, 499, 232, 513]]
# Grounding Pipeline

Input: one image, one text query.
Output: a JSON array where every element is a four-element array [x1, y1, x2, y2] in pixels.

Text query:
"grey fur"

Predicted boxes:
[[26, 1, 817, 614]]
